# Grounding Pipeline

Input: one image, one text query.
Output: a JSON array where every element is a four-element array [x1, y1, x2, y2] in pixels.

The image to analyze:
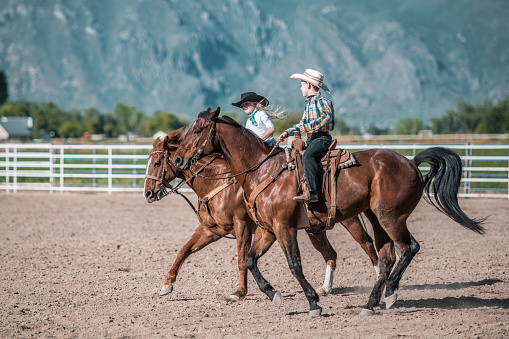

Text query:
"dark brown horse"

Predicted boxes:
[[172, 107, 485, 316], [144, 129, 379, 300]]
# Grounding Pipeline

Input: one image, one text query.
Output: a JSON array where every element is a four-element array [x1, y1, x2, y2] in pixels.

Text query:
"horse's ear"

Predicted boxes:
[[152, 135, 165, 148], [163, 134, 172, 149], [165, 127, 184, 146], [212, 107, 220, 118]]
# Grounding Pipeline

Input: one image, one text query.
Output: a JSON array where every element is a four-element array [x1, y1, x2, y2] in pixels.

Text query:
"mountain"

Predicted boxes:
[[0, 0, 508, 128]]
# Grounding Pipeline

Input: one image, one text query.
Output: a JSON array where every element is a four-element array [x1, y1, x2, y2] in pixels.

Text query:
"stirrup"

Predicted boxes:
[[293, 193, 318, 203], [293, 194, 307, 202]]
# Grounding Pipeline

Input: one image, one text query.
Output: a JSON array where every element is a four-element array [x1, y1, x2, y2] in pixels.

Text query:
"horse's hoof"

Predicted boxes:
[[385, 292, 397, 309], [309, 307, 322, 317], [159, 284, 173, 296], [315, 286, 330, 296], [359, 308, 375, 317], [228, 294, 244, 302], [272, 291, 282, 309]]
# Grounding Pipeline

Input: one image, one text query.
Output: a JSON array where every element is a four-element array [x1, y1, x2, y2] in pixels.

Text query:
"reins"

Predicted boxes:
[[190, 138, 284, 181], [181, 119, 299, 233], [172, 188, 237, 239], [145, 148, 236, 240]]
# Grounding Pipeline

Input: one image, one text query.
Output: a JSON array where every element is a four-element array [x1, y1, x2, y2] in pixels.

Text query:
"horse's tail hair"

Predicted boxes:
[[413, 147, 486, 234]]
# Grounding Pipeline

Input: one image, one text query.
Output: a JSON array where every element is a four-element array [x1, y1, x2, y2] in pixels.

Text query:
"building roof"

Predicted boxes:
[[0, 116, 33, 139]]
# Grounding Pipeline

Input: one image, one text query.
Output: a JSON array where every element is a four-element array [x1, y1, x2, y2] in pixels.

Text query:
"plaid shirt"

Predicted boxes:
[[285, 93, 334, 136]]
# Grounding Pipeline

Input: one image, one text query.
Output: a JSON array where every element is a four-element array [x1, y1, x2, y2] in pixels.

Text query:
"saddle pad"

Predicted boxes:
[[321, 149, 357, 169]]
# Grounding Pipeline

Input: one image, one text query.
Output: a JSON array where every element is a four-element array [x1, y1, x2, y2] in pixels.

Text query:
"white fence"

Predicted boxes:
[[1, 143, 508, 198], [0, 144, 152, 194]]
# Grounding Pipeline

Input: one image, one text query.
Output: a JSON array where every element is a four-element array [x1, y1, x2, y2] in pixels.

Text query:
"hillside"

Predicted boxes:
[[0, 0, 508, 128]]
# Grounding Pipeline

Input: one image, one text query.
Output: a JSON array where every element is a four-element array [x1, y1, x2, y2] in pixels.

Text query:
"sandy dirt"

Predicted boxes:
[[0, 192, 507, 338]]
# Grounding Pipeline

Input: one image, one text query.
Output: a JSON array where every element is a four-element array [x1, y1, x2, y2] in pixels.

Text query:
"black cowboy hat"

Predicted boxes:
[[232, 92, 269, 107]]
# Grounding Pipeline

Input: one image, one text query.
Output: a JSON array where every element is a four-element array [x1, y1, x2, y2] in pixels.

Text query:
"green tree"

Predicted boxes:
[[431, 99, 494, 134], [58, 121, 84, 138], [37, 102, 67, 137], [335, 117, 350, 134], [0, 102, 29, 117], [482, 98, 509, 133], [114, 103, 145, 135], [32, 108, 43, 138], [144, 111, 187, 136], [82, 107, 103, 134], [393, 117, 424, 135], [272, 112, 302, 135], [103, 112, 118, 137], [0, 70, 8, 105]]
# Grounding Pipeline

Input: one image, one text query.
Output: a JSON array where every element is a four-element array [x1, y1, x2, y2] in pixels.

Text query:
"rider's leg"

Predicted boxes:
[[296, 135, 332, 201]]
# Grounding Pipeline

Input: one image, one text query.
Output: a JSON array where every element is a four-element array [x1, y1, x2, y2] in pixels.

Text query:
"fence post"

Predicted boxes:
[[92, 148, 97, 187], [5, 147, 9, 194], [464, 142, 472, 197], [13, 146, 17, 193], [60, 146, 64, 193], [108, 146, 113, 194], [49, 146, 54, 194], [133, 148, 137, 187]]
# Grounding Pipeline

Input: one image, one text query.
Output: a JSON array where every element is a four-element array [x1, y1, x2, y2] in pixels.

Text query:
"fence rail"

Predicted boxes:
[[1, 143, 508, 198]]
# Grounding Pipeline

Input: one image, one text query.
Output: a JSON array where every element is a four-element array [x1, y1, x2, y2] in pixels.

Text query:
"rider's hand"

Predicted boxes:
[[279, 132, 288, 141]]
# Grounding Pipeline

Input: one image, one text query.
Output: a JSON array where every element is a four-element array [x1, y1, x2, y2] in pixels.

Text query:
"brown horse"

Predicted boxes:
[[144, 129, 379, 300], [172, 107, 485, 316]]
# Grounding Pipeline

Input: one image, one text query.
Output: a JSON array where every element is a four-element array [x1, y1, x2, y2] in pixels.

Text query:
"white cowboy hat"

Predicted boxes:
[[290, 68, 330, 93]]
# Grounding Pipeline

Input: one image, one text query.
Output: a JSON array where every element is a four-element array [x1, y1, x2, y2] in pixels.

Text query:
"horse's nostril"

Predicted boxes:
[[145, 191, 153, 199]]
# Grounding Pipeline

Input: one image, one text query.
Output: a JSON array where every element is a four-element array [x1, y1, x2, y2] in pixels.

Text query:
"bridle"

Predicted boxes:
[[145, 149, 184, 198], [185, 117, 282, 180], [188, 119, 217, 169], [145, 146, 236, 239]]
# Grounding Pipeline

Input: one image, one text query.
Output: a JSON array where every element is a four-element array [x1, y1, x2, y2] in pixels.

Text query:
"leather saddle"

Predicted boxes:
[[289, 138, 358, 228], [291, 138, 357, 172]]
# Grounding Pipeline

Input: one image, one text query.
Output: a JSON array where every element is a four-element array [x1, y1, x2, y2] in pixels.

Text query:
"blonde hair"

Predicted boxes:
[[255, 100, 286, 120]]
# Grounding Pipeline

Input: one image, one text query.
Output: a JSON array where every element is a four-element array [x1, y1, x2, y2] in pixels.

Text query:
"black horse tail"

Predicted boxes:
[[413, 147, 485, 234]]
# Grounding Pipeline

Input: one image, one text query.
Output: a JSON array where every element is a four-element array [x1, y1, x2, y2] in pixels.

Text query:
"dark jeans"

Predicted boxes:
[[302, 134, 332, 194]]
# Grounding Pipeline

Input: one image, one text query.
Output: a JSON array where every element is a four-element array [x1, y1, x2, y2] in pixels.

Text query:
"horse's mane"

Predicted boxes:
[[220, 115, 243, 128], [219, 116, 283, 154], [218, 116, 268, 145], [197, 109, 281, 153]]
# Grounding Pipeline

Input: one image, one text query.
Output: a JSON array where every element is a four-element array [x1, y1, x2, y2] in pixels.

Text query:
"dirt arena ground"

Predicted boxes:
[[0, 192, 507, 338]]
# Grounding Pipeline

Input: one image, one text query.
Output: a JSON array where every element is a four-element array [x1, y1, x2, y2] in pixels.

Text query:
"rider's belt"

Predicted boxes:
[[307, 131, 331, 138]]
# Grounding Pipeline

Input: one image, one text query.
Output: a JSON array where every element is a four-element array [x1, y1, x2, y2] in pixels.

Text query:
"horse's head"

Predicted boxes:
[[173, 107, 220, 170], [144, 128, 185, 203]]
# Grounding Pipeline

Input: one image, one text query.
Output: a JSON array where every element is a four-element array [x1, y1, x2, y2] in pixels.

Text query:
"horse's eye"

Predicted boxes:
[[193, 128, 202, 135], [154, 160, 161, 167]]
